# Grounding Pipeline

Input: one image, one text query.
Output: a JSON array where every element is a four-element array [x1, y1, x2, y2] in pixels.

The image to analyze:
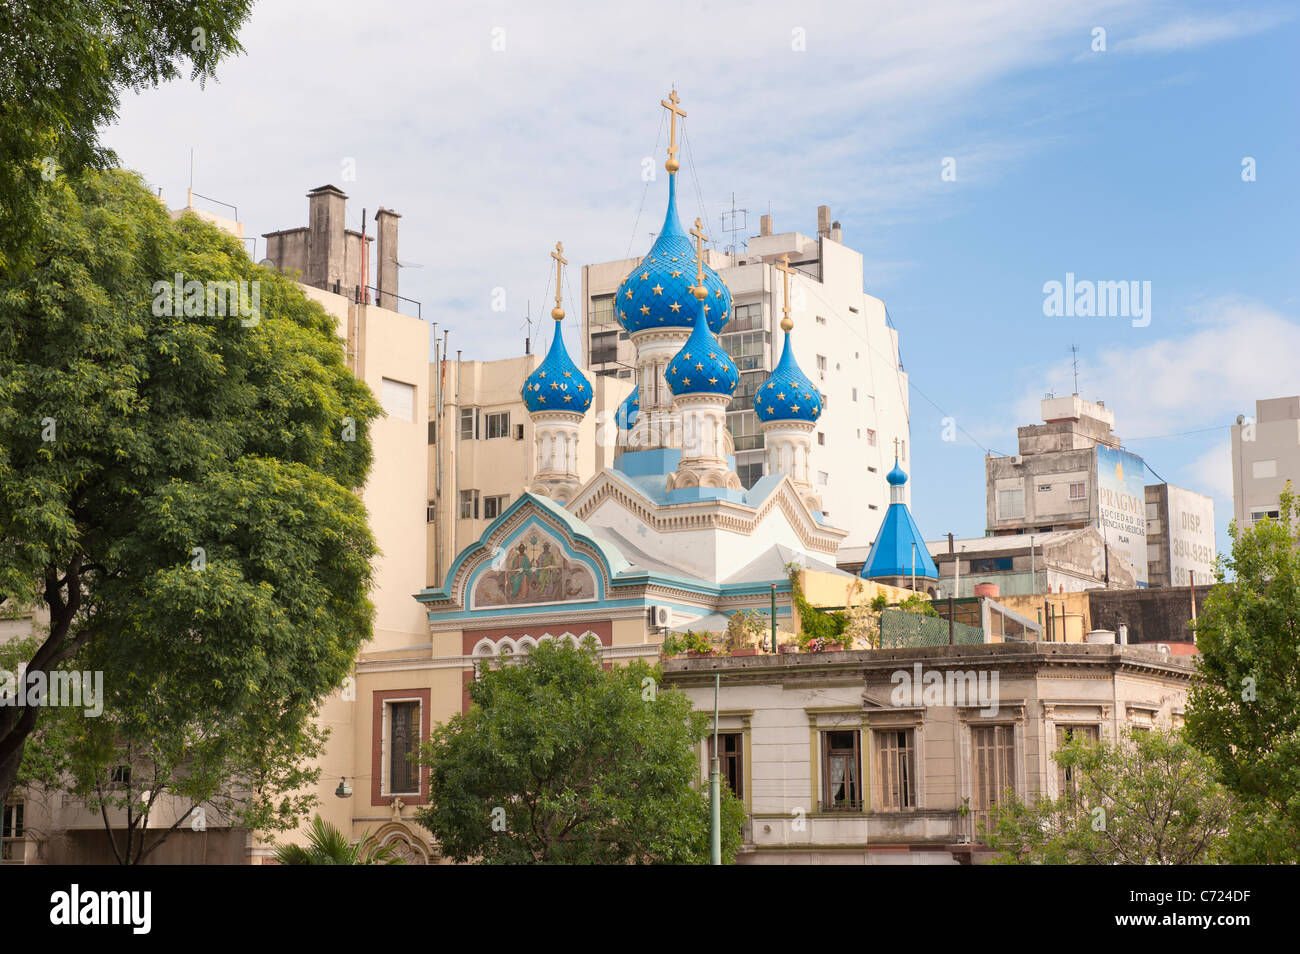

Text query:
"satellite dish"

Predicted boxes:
[[259, 258, 275, 269], [1236, 414, 1245, 425]]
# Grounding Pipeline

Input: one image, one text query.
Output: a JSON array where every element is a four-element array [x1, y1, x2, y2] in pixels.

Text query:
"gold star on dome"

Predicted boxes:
[[563, 371, 572, 377], [625, 289, 633, 300], [778, 392, 786, 400], [670, 364, 677, 375], [640, 272, 649, 281], [684, 352, 691, 359], [790, 405, 800, 412], [670, 301, 681, 312], [767, 405, 775, 414], [682, 377, 691, 386], [640, 305, 650, 315], [708, 352, 716, 359], [695, 362, 704, 371], [538, 371, 546, 377], [619, 310, 626, 320], [671, 256, 679, 262], [767, 382, 775, 389], [563, 394, 572, 402], [715, 289, 722, 299], [720, 311, 728, 321], [652, 284, 663, 295], [670, 270, 682, 278], [577, 383, 585, 391], [708, 377, 718, 385], [538, 395, 546, 404], [702, 304, 710, 314], [551, 381, 558, 390]]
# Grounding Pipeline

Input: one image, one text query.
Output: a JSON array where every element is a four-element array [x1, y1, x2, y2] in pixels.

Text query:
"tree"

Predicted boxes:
[[0, 167, 382, 847], [0, 0, 254, 272], [416, 642, 746, 864], [984, 729, 1235, 864], [272, 816, 404, 865], [1186, 485, 1300, 863]]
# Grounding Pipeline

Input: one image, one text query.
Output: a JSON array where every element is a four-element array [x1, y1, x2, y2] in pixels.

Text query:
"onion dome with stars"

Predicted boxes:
[[754, 329, 822, 424], [522, 242, 593, 415], [667, 303, 739, 397], [615, 91, 731, 335], [615, 385, 639, 429]]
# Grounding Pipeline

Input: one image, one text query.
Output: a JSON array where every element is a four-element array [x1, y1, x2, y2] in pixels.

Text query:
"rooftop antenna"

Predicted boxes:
[[521, 300, 534, 354], [1070, 344, 1080, 395], [721, 192, 748, 256]]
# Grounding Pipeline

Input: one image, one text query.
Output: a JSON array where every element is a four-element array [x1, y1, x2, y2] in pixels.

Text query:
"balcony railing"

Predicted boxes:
[[818, 798, 864, 813]]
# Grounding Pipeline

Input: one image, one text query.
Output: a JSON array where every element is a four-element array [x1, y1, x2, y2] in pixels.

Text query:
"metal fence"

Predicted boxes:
[[879, 608, 984, 648]]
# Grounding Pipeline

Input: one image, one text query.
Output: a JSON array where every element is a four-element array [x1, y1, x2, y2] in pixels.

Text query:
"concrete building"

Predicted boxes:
[[581, 203, 911, 548], [663, 642, 1194, 864], [986, 394, 1220, 590], [1232, 395, 1300, 527]]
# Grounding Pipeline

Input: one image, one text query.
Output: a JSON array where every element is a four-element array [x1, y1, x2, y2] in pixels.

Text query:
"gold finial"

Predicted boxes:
[[893, 437, 900, 460], [551, 241, 567, 320], [689, 217, 709, 301], [661, 89, 686, 174], [775, 253, 796, 332]]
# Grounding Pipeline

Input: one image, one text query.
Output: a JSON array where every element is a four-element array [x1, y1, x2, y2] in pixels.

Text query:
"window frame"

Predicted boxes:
[[874, 728, 918, 811], [820, 729, 863, 812]]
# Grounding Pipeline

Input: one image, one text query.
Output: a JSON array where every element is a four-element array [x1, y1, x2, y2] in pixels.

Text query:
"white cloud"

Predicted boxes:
[[1115, 11, 1291, 53]]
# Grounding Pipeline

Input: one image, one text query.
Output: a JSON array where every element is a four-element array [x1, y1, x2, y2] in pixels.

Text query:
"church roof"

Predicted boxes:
[[667, 306, 738, 397], [522, 319, 592, 415], [755, 330, 822, 424], [615, 174, 731, 335], [615, 385, 639, 429]]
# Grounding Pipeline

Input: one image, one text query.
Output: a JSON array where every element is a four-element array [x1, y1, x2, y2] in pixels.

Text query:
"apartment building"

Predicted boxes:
[[1231, 395, 1300, 527]]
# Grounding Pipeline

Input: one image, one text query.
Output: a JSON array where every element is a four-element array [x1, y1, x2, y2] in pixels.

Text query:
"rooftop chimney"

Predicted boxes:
[[817, 205, 831, 238], [760, 214, 772, 237], [375, 207, 401, 310], [307, 184, 347, 290]]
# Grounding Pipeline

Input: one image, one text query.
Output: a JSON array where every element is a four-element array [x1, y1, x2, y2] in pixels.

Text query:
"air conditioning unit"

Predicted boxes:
[[649, 606, 672, 628], [1012, 455, 1024, 466]]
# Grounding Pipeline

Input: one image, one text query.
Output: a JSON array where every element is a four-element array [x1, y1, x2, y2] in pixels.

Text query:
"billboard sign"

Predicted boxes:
[[1167, 485, 1216, 586], [1096, 446, 1148, 587]]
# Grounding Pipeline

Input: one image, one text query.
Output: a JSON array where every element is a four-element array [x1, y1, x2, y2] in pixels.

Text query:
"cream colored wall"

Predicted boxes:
[[994, 591, 1091, 642]]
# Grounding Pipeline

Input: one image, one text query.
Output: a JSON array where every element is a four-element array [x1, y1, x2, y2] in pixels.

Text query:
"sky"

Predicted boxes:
[[102, 0, 1300, 562]]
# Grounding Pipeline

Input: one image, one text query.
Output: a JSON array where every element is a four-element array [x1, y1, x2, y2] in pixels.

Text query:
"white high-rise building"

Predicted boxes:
[[581, 205, 911, 549]]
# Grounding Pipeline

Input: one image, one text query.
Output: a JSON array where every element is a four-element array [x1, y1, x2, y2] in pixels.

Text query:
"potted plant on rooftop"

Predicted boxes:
[[724, 610, 764, 657]]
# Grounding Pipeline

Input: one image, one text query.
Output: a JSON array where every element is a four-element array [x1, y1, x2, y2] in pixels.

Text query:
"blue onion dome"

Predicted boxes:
[[616, 385, 639, 429], [667, 303, 738, 397], [754, 329, 822, 424], [616, 175, 732, 335], [522, 318, 592, 414], [886, 459, 908, 485]]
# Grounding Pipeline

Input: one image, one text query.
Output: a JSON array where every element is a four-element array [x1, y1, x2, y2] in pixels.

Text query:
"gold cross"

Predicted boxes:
[[690, 217, 709, 301], [893, 437, 900, 459], [774, 253, 796, 332], [661, 89, 686, 173], [551, 241, 567, 320]]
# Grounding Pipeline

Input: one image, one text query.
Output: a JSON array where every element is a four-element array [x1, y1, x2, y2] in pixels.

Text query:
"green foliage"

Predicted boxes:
[[0, 1, 254, 272], [273, 815, 405, 865], [0, 168, 381, 855], [786, 566, 850, 648], [897, 593, 940, 617], [1186, 485, 1300, 863], [870, 593, 889, 612], [984, 729, 1236, 864], [416, 642, 746, 864]]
